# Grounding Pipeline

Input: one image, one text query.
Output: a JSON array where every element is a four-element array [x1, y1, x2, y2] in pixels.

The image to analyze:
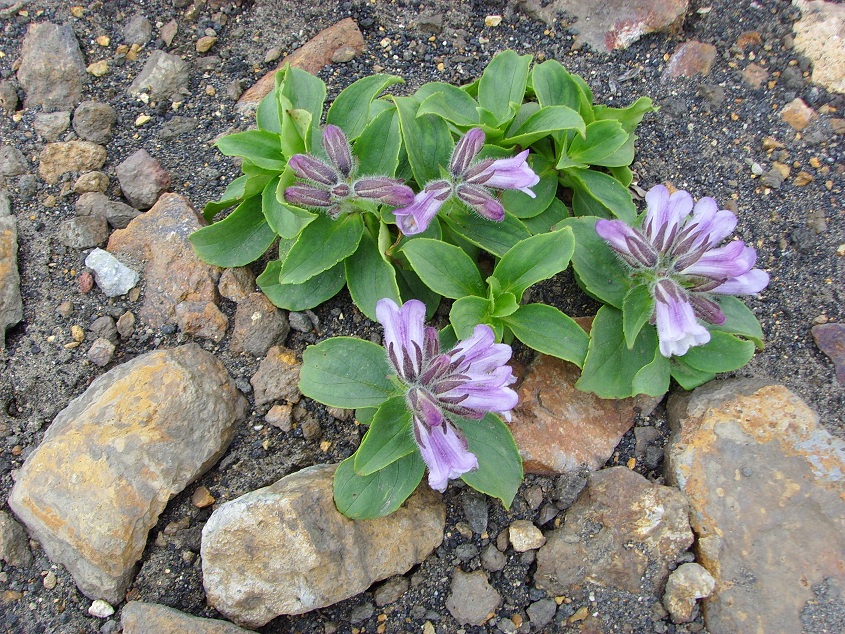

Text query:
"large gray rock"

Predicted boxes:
[[16, 22, 86, 111], [72, 101, 118, 144], [201, 464, 445, 628], [666, 379, 845, 634], [8, 345, 248, 603], [0, 210, 22, 348], [121, 601, 254, 634], [127, 50, 191, 102], [793, 0, 845, 94]]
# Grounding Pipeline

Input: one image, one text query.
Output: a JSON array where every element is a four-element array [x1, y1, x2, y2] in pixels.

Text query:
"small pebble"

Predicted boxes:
[[42, 571, 57, 590], [191, 486, 215, 508], [88, 599, 114, 618], [87, 338, 116, 367]]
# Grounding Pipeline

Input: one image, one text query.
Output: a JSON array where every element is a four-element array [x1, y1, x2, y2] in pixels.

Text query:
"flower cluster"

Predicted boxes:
[[284, 125, 414, 217], [392, 128, 540, 235], [596, 185, 769, 357], [376, 298, 518, 492]]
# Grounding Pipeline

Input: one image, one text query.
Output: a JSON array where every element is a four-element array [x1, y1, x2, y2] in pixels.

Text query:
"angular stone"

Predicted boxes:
[[73, 101, 117, 145], [123, 14, 153, 47], [811, 322, 845, 383], [535, 467, 693, 596], [445, 569, 501, 626], [663, 563, 715, 623], [58, 216, 109, 249], [84, 248, 139, 297], [508, 520, 546, 552], [238, 19, 365, 109], [39, 141, 107, 185], [781, 98, 818, 131], [201, 464, 444, 627], [121, 601, 253, 634], [511, 355, 660, 474], [230, 292, 290, 357], [0, 145, 28, 177], [665, 379, 845, 634], [17, 22, 86, 111], [0, 511, 33, 568], [107, 193, 223, 329], [665, 41, 717, 78], [74, 171, 109, 194], [250, 345, 301, 407], [8, 345, 247, 603], [174, 301, 228, 343], [116, 149, 171, 210], [87, 337, 115, 367], [0, 80, 18, 113], [127, 50, 191, 102], [34, 111, 71, 142], [519, 0, 688, 52], [218, 267, 255, 302], [741, 63, 768, 89], [793, 0, 845, 95], [0, 215, 22, 348], [76, 192, 140, 229]]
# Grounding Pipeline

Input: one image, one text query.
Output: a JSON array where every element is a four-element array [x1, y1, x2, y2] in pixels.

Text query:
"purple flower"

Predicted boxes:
[[596, 184, 769, 358], [284, 124, 414, 218], [392, 128, 540, 235], [376, 298, 518, 492]]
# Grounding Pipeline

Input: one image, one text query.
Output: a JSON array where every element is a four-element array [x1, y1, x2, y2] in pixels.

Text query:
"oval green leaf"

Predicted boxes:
[[333, 451, 424, 520], [345, 228, 402, 321], [353, 396, 417, 476], [503, 303, 589, 367], [493, 227, 574, 299], [189, 196, 277, 267], [327, 74, 405, 140], [455, 413, 522, 510], [280, 213, 364, 285], [402, 238, 485, 299], [257, 259, 345, 311], [216, 130, 285, 172]]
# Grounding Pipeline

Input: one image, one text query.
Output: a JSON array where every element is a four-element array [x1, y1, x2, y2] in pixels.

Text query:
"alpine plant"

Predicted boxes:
[[596, 184, 769, 358], [376, 298, 518, 492]]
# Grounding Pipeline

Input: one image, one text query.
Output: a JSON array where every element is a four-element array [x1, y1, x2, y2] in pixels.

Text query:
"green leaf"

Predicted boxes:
[[439, 324, 458, 350], [189, 196, 276, 267], [327, 74, 405, 140], [417, 85, 481, 126], [478, 50, 532, 124], [559, 217, 630, 308], [262, 173, 316, 239], [503, 303, 589, 367], [300, 337, 395, 408], [670, 357, 716, 391], [563, 167, 637, 223], [353, 396, 417, 476], [450, 296, 490, 340], [257, 259, 345, 311], [354, 106, 402, 177], [710, 296, 764, 348], [455, 413, 522, 510], [566, 120, 628, 165], [622, 284, 654, 350], [595, 133, 636, 168], [402, 238, 485, 299], [500, 154, 558, 219], [356, 407, 378, 426], [204, 174, 248, 221], [594, 96, 656, 133], [576, 306, 661, 398], [608, 164, 634, 187], [631, 349, 671, 397], [345, 228, 402, 321], [333, 451, 424, 520], [441, 204, 531, 258], [493, 227, 574, 299], [530, 60, 584, 111], [256, 88, 282, 133], [393, 96, 453, 185], [216, 130, 285, 172], [279, 67, 326, 152], [680, 331, 755, 373], [396, 266, 441, 318], [492, 292, 519, 318], [502, 105, 585, 146], [280, 213, 364, 284], [523, 198, 570, 234]]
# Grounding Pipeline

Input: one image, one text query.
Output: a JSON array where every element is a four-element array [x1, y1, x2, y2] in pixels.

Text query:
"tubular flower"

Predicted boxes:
[[284, 124, 414, 217], [376, 298, 518, 492], [392, 128, 540, 235], [596, 185, 769, 358]]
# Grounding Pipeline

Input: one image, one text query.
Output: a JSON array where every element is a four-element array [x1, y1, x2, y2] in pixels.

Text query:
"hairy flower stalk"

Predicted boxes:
[[596, 185, 769, 358], [376, 298, 518, 492], [284, 124, 414, 217], [392, 128, 540, 235]]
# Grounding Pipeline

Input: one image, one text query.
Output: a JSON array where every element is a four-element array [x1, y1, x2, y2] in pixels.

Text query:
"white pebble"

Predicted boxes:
[[84, 248, 139, 297], [88, 599, 114, 618]]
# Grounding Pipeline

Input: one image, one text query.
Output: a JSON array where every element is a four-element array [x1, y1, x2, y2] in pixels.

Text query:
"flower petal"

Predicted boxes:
[[465, 149, 539, 196], [354, 177, 415, 207], [391, 181, 451, 235], [450, 128, 485, 177], [679, 241, 756, 280], [448, 324, 510, 374], [653, 279, 711, 357], [596, 219, 658, 267], [644, 185, 692, 252], [414, 416, 478, 492], [710, 268, 770, 295], [376, 298, 427, 380]]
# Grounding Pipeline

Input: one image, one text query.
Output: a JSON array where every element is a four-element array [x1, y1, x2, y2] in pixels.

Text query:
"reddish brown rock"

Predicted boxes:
[[666, 379, 845, 634], [511, 355, 660, 475], [116, 149, 171, 210], [665, 41, 717, 79], [218, 267, 255, 302], [780, 97, 818, 130], [39, 141, 107, 185], [238, 19, 365, 108], [121, 601, 253, 634], [735, 31, 763, 50], [250, 345, 301, 407], [174, 301, 228, 343], [107, 193, 223, 329], [811, 322, 845, 383], [741, 63, 768, 88]]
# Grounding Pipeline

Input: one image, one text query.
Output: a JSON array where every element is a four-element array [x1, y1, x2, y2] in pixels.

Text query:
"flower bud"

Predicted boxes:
[[322, 125, 354, 178], [354, 177, 415, 207], [284, 184, 332, 208], [288, 154, 338, 187]]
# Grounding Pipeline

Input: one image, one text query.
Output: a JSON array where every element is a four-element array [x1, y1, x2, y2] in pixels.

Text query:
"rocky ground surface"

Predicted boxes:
[[0, 0, 844, 633]]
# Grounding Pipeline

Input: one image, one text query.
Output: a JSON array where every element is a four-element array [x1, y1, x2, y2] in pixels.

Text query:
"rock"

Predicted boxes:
[[287, 311, 313, 333], [664, 41, 717, 78], [218, 267, 255, 302], [0, 213, 22, 348], [249, 345, 300, 406], [508, 520, 546, 552], [374, 576, 410, 606], [331, 46, 358, 63], [527, 598, 557, 629], [0, 145, 28, 177], [191, 486, 215, 509], [416, 12, 444, 34], [89, 316, 118, 343], [481, 544, 506, 572], [72, 101, 117, 144], [159, 116, 198, 140], [8, 344, 247, 603], [264, 404, 292, 430], [0, 80, 18, 113], [445, 569, 501, 626], [174, 301, 228, 342], [16, 22, 86, 111], [39, 141, 107, 185], [238, 19, 365, 109], [811, 323, 845, 383], [196, 36, 217, 53], [58, 216, 109, 249], [0, 511, 33, 567], [127, 50, 191, 102], [87, 337, 115, 366], [511, 355, 660, 474], [201, 463, 444, 627], [89, 599, 115, 618], [123, 14, 152, 47], [116, 149, 170, 210], [535, 467, 693, 596], [780, 98, 818, 131], [793, 0, 845, 95], [107, 193, 223, 328], [662, 563, 715, 623], [117, 311, 136, 338], [76, 192, 140, 229], [0, 191, 9, 216], [230, 293, 290, 357], [34, 111, 71, 142], [86, 60, 109, 78], [519, 0, 689, 52], [73, 171, 109, 194], [121, 601, 254, 634], [665, 379, 845, 634], [160, 20, 178, 47], [741, 63, 768, 88], [84, 248, 139, 297]]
